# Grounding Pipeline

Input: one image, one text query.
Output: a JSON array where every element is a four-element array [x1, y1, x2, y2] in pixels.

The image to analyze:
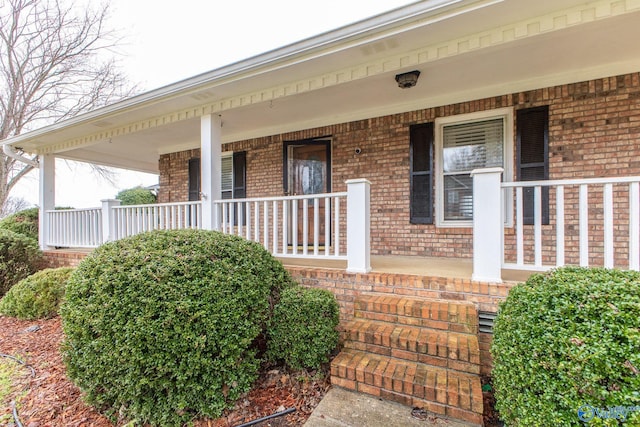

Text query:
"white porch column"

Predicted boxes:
[[471, 167, 503, 283], [101, 199, 121, 243], [38, 154, 55, 250], [201, 114, 222, 230], [346, 178, 371, 273]]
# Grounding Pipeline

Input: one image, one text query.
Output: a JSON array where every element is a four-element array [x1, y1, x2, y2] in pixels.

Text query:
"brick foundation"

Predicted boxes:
[[42, 250, 90, 268], [287, 266, 507, 375]]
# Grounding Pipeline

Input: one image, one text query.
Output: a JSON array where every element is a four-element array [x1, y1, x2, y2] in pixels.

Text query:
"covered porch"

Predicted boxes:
[[40, 167, 640, 283]]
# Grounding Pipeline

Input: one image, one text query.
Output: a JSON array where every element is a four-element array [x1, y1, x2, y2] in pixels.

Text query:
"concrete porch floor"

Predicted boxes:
[[278, 255, 533, 283]]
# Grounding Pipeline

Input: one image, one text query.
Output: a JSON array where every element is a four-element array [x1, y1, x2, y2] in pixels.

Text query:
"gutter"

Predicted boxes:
[[3, 143, 38, 167]]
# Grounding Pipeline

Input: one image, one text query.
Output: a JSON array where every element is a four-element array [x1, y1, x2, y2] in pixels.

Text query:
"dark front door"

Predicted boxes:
[[285, 140, 331, 247]]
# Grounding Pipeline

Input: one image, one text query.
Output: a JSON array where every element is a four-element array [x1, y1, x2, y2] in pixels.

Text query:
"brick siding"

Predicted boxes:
[[159, 72, 640, 261], [42, 250, 90, 268]]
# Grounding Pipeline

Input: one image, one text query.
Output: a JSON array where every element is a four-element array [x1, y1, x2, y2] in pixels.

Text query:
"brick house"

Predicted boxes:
[[4, 0, 640, 424]]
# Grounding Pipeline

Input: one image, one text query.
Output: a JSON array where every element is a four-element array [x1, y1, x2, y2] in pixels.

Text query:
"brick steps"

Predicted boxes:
[[331, 294, 483, 426], [342, 318, 480, 374], [354, 295, 479, 334]]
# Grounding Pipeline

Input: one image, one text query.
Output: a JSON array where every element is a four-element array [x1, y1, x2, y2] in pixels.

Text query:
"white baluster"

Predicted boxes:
[[556, 186, 565, 267]]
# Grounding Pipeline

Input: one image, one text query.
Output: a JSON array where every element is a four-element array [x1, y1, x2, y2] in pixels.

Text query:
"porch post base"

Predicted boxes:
[[346, 178, 371, 274], [471, 274, 502, 284], [101, 199, 121, 243], [471, 167, 503, 284]]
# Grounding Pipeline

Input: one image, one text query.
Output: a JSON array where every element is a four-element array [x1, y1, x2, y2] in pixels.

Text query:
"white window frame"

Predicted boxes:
[[434, 107, 513, 228]]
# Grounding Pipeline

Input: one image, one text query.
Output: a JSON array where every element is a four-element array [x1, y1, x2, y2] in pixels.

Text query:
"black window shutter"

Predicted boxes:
[[188, 158, 201, 201], [233, 151, 246, 199], [410, 123, 434, 224], [232, 152, 247, 226], [517, 106, 549, 225]]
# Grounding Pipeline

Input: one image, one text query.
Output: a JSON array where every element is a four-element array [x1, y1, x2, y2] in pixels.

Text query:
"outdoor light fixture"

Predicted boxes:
[[395, 70, 421, 89]]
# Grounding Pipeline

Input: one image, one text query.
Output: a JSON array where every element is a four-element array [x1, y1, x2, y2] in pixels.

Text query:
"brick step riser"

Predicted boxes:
[[343, 341, 480, 375], [354, 310, 478, 335], [354, 298, 478, 324], [341, 321, 480, 373], [342, 321, 480, 357], [331, 351, 483, 425]]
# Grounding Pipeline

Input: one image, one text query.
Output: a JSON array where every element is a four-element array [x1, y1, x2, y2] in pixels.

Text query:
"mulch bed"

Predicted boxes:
[[482, 375, 503, 427], [1, 315, 502, 426], [0, 316, 329, 426]]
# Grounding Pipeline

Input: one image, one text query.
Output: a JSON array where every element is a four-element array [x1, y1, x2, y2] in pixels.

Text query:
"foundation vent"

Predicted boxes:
[[479, 311, 497, 334]]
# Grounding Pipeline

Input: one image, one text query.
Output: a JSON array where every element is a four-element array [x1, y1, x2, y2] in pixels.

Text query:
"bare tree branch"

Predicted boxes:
[[0, 0, 135, 211], [0, 196, 31, 217]]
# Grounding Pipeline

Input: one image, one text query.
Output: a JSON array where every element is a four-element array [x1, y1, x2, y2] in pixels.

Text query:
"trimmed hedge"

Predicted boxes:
[[267, 287, 339, 370], [0, 207, 39, 241], [0, 229, 42, 297], [0, 267, 74, 319], [491, 267, 640, 426], [116, 186, 156, 205], [60, 229, 295, 426]]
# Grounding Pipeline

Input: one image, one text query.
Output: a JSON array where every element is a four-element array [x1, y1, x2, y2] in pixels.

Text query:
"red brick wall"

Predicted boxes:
[[42, 250, 90, 268], [157, 148, 199, 203], [158, 72, 640, 259]]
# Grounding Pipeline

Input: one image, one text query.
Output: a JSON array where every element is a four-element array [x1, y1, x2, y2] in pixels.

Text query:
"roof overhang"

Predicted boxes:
[[4, 0, 640, 174]]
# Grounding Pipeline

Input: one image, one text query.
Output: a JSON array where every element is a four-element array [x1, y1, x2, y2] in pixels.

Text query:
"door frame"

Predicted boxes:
[[282, 137, 332, 195]]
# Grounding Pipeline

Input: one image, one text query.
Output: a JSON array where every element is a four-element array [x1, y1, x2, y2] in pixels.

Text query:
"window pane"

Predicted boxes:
[[443, 118, 503, 173], [443, 174, 473, 220]]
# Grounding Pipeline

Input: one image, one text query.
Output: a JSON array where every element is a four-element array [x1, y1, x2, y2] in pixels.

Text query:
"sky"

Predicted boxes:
[[11, 0, 417, 209]]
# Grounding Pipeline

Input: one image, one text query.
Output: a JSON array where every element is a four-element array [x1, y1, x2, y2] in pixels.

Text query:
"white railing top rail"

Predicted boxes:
[[112, 200, 202, 210], [502, 175, 640, 188], [213, 192, 347, 204], [45, 207, 101, 214]]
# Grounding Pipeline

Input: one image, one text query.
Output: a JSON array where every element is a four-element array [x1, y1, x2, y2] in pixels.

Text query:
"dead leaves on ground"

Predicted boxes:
[[0, 316, 329, 426]]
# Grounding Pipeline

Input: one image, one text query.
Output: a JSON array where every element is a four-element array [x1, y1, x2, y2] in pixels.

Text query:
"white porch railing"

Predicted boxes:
[[216, 192, 347, 259], [473, 168, 640, 282], [46, 207, 103, 248], [43, 179, 371, 273], [112, 201, 203, 240]]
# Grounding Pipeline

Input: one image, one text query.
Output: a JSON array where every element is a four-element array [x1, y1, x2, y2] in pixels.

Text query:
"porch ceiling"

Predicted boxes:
[[5, 0, 640, 174]]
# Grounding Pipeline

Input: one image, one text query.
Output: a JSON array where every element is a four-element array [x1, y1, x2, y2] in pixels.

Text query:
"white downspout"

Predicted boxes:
[[2, 143, 39, 168]]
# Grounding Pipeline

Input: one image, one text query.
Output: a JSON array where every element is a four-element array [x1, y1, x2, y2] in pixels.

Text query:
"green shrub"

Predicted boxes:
[[0, 229, 42, 297], [60, 229, 296, 426], [115, 186, 156, 205], [0, 267, 74, 319], [0, 207, 38, 241], [491, 267, 640, 426], [267, 287, 339, 370]]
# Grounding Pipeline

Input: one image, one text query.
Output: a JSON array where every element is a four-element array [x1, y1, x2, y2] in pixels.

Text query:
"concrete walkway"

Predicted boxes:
[[304, 387, 478, 427]]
